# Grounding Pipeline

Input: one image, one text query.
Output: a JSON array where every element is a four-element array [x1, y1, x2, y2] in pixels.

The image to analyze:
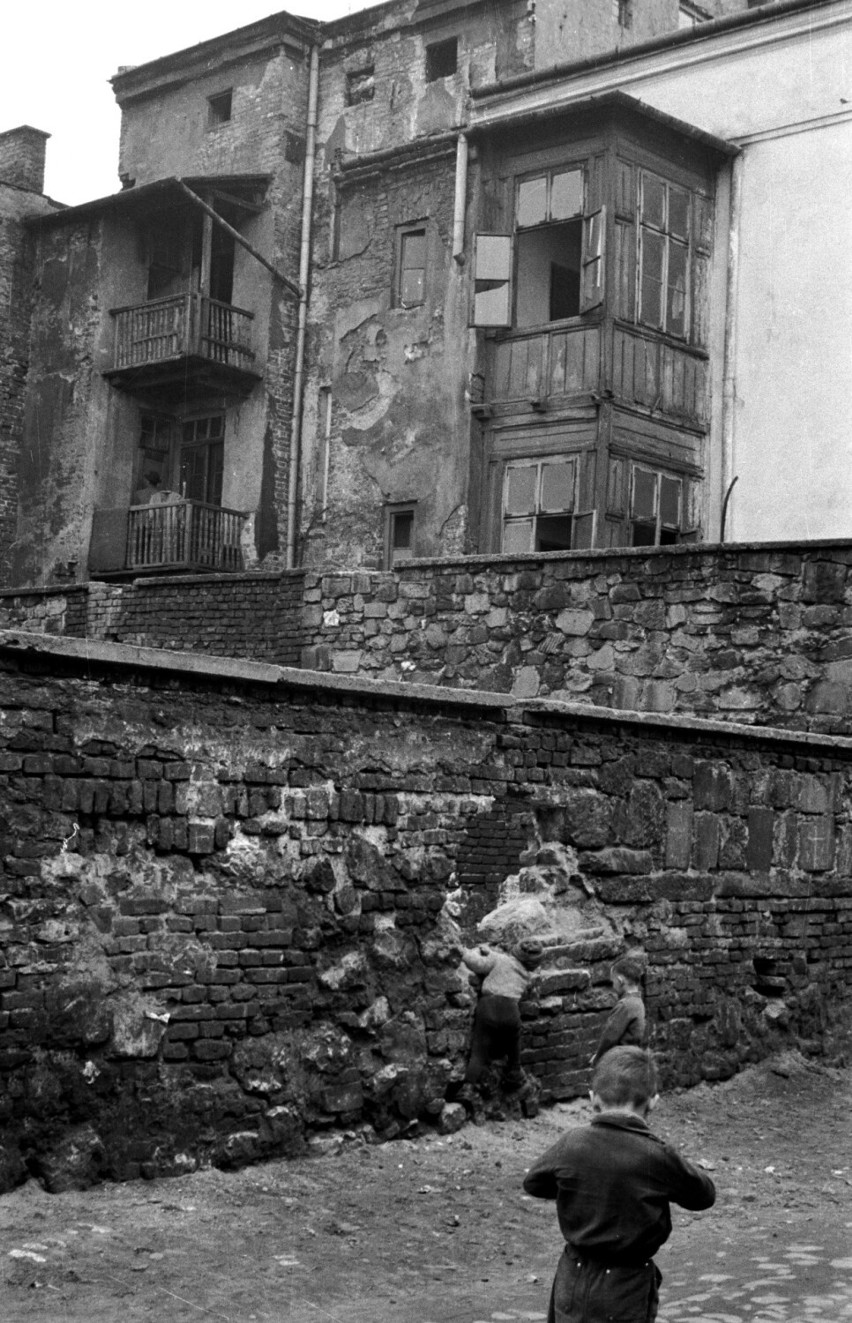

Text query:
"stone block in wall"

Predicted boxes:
[[798, 816, 835, 872], [665, 802, 693, 869]]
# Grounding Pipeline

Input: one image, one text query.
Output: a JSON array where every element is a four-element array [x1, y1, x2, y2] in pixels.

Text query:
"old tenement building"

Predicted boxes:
[[6, 0, 850, 589]]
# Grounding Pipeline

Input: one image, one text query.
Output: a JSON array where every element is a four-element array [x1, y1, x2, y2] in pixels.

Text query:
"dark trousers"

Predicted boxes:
[[548, 1248, 661, 1323], [464, 994, 522, 1085]]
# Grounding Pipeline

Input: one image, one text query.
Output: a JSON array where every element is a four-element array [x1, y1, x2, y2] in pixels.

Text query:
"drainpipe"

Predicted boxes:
[[286, 44, 320, 569], [720, 152, 742, 543], [452, 133, 468, 263]]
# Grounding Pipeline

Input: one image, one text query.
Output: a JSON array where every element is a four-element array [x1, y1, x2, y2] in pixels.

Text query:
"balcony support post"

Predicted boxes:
[[173, 178, 301, 300]]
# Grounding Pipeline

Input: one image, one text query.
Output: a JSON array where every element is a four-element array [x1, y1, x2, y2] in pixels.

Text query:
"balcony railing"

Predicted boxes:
[[89, 501, 247, 576], [110, 294, 255, 374]]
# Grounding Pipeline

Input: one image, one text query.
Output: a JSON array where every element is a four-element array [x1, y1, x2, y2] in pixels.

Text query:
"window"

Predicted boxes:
[[638, 171, 690, 338], [385, 504, 416, 568], [146, 218, 185, 301], [180, 415, 224, 506], [502, 458, 577, 553], [472, 166, 604, 329], [630, 466, 683, 545], [678, 1, 711, 25], [396, 225, 426, 308], [515, 168, 585, 326], [346, 66, 375, 105], [208, 90, 233, 127], [425, 36, 458, 81], [615, 0, 633, 28]]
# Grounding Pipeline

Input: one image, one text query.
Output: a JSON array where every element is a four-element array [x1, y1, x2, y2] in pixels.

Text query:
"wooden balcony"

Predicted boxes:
[[104, 294, 261, 400], [89, 500, 247, 578]]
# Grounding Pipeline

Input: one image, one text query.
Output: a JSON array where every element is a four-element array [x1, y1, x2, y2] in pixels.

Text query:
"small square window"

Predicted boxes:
[[208, 90, 233, 127], [346, 67, 375, 106], [396, 225, 427, 308], [426, 37, 458, 82], [385, 504, 416, 568]]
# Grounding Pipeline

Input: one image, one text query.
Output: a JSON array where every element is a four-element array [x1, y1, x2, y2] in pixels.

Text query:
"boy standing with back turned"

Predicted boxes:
[[524, 1047, 715, 1323]]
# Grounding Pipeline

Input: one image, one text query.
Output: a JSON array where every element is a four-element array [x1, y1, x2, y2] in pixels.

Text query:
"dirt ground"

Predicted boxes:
[[1, 1051, 851, 1323]]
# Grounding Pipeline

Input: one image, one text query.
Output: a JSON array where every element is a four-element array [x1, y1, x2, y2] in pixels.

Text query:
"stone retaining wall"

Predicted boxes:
[[303, 541, 852, 733], [0, 632, 850, 1186]]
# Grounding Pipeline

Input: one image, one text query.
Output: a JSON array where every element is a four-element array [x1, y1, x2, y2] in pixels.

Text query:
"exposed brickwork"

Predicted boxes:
[[303, 542, 852, 733], [0, 636, 850, 1180]]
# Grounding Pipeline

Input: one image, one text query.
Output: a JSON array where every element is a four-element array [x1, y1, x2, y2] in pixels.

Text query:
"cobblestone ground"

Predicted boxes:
[[0, 1052, 849, 1323]]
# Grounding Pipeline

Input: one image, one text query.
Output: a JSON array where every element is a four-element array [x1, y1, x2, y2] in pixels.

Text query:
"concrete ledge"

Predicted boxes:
[[6, 627, 852, 754]]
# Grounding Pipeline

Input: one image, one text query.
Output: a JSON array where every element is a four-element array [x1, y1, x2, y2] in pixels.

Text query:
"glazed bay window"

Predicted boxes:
[[638, 172, 690, 338], [630, 466, 683, 545], [473, 166, 603, 328], [501, 456, 597, 553]]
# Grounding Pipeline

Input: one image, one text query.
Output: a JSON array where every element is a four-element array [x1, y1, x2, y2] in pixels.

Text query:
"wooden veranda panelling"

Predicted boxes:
[[612, 326, 706, 425], [489, 325, 601, 402]]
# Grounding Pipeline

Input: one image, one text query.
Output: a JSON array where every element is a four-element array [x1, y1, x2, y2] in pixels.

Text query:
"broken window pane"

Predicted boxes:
[[506, 465, 537, 515], [517, 175, 547, 228], [536, 514, 572, 551], [550, 170, 584, 220], [540, 460, 575, 512]]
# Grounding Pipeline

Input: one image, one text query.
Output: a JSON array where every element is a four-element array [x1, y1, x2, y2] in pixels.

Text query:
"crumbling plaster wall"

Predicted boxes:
[[0, 635, 850, 1186], [304, 152, 474, 566], [0, 182, 54, 589], [114, 46, 310, 564]]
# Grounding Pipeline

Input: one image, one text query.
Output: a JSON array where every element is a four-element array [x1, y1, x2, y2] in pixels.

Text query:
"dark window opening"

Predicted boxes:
[[502, 458, 576, 554], [617, 0, 633, 27], [208, 90, 233, 127], [146, 216, 185, 301], [210, 228, 235, 305], [516, 220, 582, 326], [181, 415, 225, 506], [385, 504, 416, 568], [426, 37, 458, 81], [397, 226, 426, 307], [630, 467, 683, 547], [515, 167, 585, 328], [346, 67, 375, 105]]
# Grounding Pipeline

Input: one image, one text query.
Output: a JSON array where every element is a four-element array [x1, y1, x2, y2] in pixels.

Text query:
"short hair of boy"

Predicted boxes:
[[611, 953, 645, 984], [592, 1046, 657, 1107]]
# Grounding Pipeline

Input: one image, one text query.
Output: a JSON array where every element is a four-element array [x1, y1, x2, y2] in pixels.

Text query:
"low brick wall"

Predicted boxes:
[[1, 631, 850, 1184], [0, 571, 306, 665], [303, 540, 852, 734]]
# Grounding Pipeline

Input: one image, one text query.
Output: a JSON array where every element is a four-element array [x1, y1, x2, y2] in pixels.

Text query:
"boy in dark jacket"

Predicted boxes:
[[591, 952, 646, 1066], [523, 1047, 715, 1323]]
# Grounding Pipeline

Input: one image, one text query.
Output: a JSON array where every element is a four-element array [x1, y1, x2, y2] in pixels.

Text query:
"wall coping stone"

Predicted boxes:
[[7, 628, 852, 757], [345, 537, 852, 575]]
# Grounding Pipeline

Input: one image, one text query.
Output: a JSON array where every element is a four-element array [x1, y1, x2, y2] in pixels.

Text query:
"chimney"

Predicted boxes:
[[0, 126, 50, 194]]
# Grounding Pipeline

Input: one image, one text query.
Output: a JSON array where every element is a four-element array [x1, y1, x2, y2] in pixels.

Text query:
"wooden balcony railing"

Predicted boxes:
[[111, 294, 255, 373], [125, 500, 246, 573], [485, 323, 602, 403]]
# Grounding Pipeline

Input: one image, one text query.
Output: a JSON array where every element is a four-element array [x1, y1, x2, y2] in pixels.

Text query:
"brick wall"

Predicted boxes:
[[0, 632, 850, 1183], [302, 541, 852, 734], [0, 572, 306, 664]]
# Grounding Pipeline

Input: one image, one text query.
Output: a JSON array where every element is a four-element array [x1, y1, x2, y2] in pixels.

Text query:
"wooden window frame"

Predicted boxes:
[[384, 503, 417, 568], [395, 223, 427, 309]]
